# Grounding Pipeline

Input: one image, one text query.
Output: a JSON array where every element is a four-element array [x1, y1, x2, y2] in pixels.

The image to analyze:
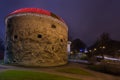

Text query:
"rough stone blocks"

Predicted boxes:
[[5, 12, 68, 67]]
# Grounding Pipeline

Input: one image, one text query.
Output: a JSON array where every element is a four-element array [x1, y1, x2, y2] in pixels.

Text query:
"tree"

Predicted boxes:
[[0, 37, 4, 51], [0, 37, 4, 60], [98, 32, 111, 59], [71, 38, 86, 53], [88, 32, 111, 62]]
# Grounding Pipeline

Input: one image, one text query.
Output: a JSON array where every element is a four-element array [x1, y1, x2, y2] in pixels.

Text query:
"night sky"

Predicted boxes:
[[0, 0, 120, 46]]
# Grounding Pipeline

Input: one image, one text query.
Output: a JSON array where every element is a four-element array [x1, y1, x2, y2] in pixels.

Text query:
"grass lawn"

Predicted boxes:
[[56, 68, 93, 76], [0, 70, 80, 80]]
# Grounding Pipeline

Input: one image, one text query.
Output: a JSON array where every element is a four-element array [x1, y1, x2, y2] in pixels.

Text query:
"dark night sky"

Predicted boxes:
[[0, 0, 120, 46]]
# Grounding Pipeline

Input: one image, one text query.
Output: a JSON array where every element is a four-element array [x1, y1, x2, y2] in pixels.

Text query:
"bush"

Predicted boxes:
[[88, 60, 120, 75], [80, 55, 88, 60], [0, 51, 4, 60]]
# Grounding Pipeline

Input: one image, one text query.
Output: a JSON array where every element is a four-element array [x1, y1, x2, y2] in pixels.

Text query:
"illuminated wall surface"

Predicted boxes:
[[4, 8, 68, 67]]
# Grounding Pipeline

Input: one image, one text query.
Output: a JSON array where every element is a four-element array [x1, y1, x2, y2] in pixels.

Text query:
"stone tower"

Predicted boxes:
[[4, 8, 68, 67]]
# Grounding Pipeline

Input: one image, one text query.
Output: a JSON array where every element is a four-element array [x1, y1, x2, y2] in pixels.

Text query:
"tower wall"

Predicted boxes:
[[5, 13, 68, 67]]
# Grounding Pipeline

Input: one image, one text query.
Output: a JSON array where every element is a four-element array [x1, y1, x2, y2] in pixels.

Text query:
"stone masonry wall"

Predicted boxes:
[[5, 13, 68, 67]]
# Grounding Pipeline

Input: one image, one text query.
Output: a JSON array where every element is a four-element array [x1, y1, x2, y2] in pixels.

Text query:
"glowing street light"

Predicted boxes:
[[89, 50, 92, 52], [94, 48, 97, 51], [70, 51, 73, 54], [103, 46, 106, 49]]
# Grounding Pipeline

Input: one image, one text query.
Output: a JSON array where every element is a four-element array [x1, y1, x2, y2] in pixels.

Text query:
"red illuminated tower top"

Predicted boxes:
[[9, 8, 64, 22]]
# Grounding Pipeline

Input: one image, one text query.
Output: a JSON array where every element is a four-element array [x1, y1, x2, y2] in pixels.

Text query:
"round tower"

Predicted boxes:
[[4, 8, 68, 67]]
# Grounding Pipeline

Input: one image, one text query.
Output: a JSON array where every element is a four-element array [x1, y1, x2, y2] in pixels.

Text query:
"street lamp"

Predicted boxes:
[[94, 48, 97, 51], [89, 50, 92, 52], [103, 46, 106, 49]]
